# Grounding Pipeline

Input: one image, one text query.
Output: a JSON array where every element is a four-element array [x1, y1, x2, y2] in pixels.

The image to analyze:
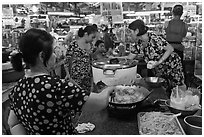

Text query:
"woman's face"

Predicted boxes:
[[139, 33, 149, 42], [130, 29, 148, 42], [98, 43, 106, 51], [130, 29, 138, 42], [47, 53, 56, 69], [46, 42, 57, 69], [85, 32, 96, 43]]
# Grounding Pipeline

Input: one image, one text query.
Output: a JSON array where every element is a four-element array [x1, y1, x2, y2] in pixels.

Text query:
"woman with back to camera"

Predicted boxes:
[[8, 28, 114, 135], [164, 4, 188, 65], [64, 25, 97, 92], [127, 19, 186, 93]]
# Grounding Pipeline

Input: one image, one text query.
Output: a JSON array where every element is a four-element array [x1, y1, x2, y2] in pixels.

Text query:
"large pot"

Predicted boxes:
[[92, 58, 138, 86]]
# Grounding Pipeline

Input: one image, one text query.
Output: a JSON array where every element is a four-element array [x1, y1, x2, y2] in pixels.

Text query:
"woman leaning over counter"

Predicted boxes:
[[64, 25, 97, 91], [8, 28, 114, 135], [127, 19, 185, 89]]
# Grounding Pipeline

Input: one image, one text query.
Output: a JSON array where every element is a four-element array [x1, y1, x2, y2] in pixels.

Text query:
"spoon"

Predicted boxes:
[[168, 113, 182, 121]]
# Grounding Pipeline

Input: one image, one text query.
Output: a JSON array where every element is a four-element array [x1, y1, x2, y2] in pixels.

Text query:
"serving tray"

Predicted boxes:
[[137, 112, 186, 135]]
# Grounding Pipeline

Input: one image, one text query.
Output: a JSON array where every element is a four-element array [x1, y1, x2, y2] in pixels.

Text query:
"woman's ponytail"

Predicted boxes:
[[10, 52, 24, 72], [78, 27, 84, 37]]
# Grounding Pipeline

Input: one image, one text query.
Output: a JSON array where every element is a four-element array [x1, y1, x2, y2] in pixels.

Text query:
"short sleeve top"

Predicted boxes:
[[64, 41, 93, 91], [9, 75, 90, 135], [131, 32, 168, 63]]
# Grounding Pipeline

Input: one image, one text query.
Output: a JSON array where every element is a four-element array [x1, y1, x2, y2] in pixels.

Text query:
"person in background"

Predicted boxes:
[[8, 28, 114, 135], [128, 19, 185, 93], [92, 40, 107, 61], [102, 26, 114, 56], [92, 24, 102, 46], [109, 28, 117, 42], [63, 26, 74, 47], [164, 4, 188, 65], [64, 25, 97, 91]]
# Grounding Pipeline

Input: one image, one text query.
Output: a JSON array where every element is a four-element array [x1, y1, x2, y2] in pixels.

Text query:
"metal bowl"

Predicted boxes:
[[184, 115, 202, 135], [144, 77, 166, 88]]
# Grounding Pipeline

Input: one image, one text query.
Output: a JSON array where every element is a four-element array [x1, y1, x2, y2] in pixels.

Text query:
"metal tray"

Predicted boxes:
[[137, 112, 186, 135]]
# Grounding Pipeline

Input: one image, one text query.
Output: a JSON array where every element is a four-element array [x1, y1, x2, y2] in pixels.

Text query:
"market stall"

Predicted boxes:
[[2, 2, 202, 135]]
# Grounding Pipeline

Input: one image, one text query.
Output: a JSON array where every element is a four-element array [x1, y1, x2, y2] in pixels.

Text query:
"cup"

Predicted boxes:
[[135, 74, 142, 84]]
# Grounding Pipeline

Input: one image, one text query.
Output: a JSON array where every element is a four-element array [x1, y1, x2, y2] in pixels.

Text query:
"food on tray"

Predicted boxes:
[[139, 112, 184, 135], [113, 85, 145, 103]]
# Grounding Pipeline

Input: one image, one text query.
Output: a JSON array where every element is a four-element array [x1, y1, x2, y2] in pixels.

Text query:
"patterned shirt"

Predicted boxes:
[[64, 41, 93, 91], [131, 32, 185, 87], [9, 75, 90, 135]]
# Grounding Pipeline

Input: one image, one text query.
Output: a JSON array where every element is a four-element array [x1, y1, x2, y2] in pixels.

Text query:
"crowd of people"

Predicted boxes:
[[8, 4, 190, 135]]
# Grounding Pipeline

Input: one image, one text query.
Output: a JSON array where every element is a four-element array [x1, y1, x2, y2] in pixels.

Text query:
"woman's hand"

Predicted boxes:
[[147, 61, 157, 69], [102, 86, 115, 96], [82, 86, 115, 112], [65, 74, 70, 80]]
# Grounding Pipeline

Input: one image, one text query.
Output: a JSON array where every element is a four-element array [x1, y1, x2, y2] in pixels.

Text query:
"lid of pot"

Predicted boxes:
[[92, 58, 138, 69], [2, 62, 13, 71]]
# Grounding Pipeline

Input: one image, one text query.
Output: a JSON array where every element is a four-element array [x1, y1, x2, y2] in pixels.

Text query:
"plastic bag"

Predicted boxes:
[[170, 86, 187, 110]]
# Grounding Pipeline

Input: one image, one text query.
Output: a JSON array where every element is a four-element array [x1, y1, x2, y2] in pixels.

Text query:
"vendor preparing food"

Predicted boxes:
[[127, 19, 185, 90]]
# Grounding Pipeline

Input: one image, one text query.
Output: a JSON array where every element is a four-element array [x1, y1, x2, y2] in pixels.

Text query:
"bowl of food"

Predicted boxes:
[[184, 115, 202, 135], [144, 77, 166, 88], [108, 85, 150, 116], [165, 99, 201, 117]]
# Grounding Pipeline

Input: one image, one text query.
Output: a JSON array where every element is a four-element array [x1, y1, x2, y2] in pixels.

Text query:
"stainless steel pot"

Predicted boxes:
[[92, 59, 138, 86]]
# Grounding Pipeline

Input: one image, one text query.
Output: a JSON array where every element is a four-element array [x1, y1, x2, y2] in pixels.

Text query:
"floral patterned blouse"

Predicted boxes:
[[9, 75, 90, 135], [64, 41, 93, 91], [131, 32, 185, 87]]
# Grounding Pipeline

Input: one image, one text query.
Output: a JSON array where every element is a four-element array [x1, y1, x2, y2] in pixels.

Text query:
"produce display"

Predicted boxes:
[[138, 112, 185, 135], [113, 85, 145, 104]]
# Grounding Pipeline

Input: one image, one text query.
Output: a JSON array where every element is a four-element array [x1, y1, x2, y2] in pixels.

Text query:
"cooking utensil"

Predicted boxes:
[[154, 99, 200, 117], [184, 115, 202, 135], [109, 85, 150, 107], [168, 113, 182, 121], [144, 77, 166, 88]]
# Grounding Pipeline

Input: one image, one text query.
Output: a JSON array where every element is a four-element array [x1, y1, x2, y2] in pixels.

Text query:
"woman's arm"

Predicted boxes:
[[8, 110, 27, 135], [64, 64, 71, 80], [81, 86, 114, 112], [127, 52, 137, 60], [155, 43, 174, 66]]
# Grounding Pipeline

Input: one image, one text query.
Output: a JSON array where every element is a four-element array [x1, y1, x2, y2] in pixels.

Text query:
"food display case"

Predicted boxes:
[[182, 18, 202, 78], [194, 22, 202, 80]]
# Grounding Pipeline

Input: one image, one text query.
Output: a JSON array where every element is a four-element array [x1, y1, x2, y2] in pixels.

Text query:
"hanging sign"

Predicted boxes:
[[100, 2, 123, 16], [2, 8, 14, 26]]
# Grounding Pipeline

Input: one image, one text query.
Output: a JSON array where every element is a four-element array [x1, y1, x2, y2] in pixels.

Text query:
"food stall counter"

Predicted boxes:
[[77, 79, 169, 135]]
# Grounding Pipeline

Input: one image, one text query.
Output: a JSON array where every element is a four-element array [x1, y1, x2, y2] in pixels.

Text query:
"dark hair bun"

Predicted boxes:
[[78, 27, 84, 37]]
